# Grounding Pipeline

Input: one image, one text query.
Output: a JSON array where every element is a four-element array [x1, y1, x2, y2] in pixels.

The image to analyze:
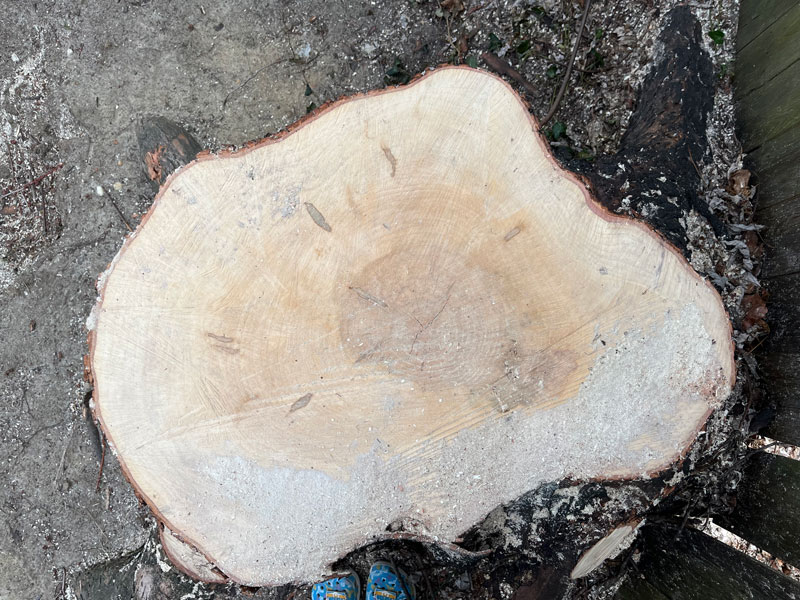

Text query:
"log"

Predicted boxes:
[[717, 452, 800, 567], [735, 0, 800, 447], [87, 67, 734, 586], [579, 6, 717, 254], [615, 525, 800, 599], [136, 115, 202, 192]]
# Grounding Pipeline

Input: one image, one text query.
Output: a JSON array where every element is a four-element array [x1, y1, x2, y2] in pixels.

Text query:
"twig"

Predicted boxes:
[[0, 162, 63, 200], [100, 186, 134, 232], [540, 0, 592, 127], [688, 148, 703, 177], [412, 552, 439, 600], [440, 2, 458, 59], [481, 52, 538, 97], [745, 334, 768, 354], [222, 58, 287, 109], [467, 2, 488, 15], [530, 51, 614, 74], [95, 436, 106, 493], [675, 497, 696, 540], [54, 423, 75, 488]]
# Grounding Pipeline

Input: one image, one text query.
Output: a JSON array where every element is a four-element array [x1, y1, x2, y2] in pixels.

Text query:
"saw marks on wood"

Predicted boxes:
[[89, 67, 734, 585]]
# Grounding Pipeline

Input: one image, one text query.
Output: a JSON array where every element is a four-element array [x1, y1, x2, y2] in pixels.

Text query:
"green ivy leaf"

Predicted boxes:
[[304, 83, 313, 97], [546, 64, 558, 79], [488, 33, 502, 52], [551, 121, 566, 140], [384, 57, 412, 86], [465, 55, 478, 68], [587, 49, 604, 69], [708, 29, 725, 45]]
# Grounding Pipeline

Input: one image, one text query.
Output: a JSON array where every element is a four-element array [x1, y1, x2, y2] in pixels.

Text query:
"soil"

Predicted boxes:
[[0, 1, 752, 599]]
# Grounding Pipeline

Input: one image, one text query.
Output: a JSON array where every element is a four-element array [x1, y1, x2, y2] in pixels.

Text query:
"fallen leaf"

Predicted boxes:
[[441, 0, 464, 13], [726, 169, 751, 197], [741, 293, 767, 330]]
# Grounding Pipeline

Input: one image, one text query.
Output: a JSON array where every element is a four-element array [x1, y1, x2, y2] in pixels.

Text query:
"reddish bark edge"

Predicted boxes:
[[159, 524, 228, 584], [87, 64, 737, 587]]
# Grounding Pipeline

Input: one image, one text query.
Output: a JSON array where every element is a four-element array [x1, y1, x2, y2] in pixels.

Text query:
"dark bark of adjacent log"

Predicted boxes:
[[333, 479, 666, 598], [616, 525, 800, 600], [572, 6, 720, 254], [136, 115, 202, 191]]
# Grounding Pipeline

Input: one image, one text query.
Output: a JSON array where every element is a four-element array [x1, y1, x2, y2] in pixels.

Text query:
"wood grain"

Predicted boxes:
[[89, 67, 734, 586], [736, 2, 800, 98], [717, 452, 800, 566], [738, 59, 800, 151], [616, 525, 800, 600], [737, 0, 798, 51]]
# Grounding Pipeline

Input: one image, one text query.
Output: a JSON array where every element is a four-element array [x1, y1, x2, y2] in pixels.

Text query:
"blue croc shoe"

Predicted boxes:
[[366, 561, 416, 600], [311, 572, 361, 600]]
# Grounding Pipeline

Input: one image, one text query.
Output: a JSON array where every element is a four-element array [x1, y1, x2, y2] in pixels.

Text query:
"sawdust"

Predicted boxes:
[[177, 304, 724, 585]]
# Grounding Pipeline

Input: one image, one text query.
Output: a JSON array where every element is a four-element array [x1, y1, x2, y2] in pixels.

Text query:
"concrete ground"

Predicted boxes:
[[0, 1, 740, 599]]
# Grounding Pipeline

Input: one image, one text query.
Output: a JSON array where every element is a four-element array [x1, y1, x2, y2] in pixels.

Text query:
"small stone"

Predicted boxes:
[[296, 42, 312, 61], [454, 571, 471, 590], [360, 42, 380, 59], [113, 182, 123, 192], [95, 185, 104, 196]]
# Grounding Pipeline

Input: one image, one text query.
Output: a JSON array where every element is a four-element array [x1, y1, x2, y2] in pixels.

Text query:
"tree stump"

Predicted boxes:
[[88, 67, 734, 586]]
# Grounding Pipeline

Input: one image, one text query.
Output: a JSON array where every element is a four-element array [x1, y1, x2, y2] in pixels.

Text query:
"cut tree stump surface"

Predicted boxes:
[[88, 67, 734, 586]]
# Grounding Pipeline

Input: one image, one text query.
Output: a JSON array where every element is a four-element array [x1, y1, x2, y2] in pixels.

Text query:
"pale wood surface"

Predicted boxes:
[[89, 67, 734, 585], [160, 527, 227, 584], [570, 521, 641, 580]]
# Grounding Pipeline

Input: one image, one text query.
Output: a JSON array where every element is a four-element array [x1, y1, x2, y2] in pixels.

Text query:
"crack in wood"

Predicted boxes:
[[381, 144, 397, 177], [207, 332, 234, 343], [288, 393, 313, 413], [410, 283, 455, 353], [305, 202, 332, 232], [349, 286, 388, 308]]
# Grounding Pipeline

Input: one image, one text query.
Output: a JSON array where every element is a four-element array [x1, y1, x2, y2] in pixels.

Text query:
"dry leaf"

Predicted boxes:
[[726, 169, 751, 197]]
